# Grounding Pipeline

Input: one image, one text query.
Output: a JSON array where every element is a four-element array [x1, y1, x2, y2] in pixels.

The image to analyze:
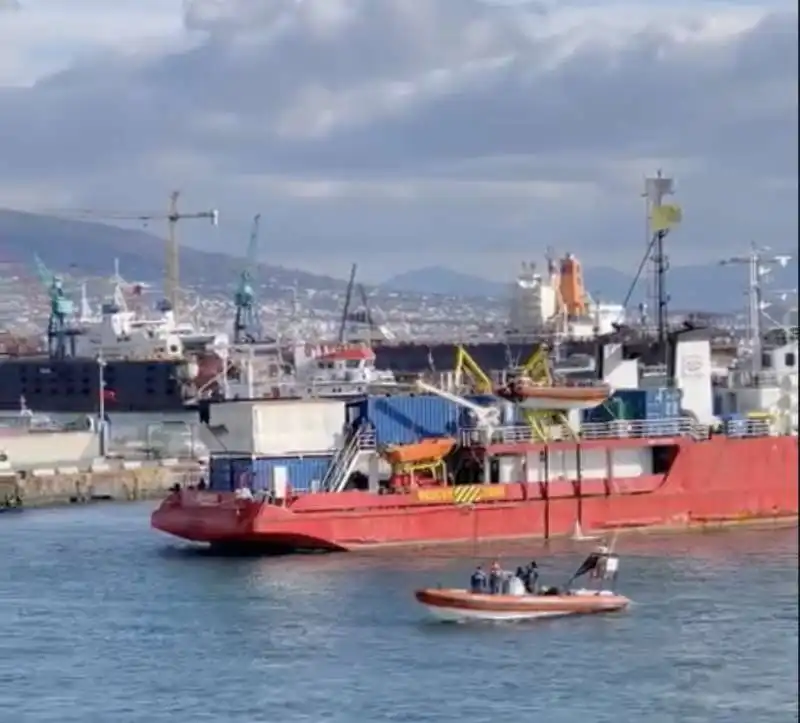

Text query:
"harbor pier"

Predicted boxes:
[[0, 458, 203, 509]]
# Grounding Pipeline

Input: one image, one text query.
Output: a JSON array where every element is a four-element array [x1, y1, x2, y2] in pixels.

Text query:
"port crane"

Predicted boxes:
[[42, 192, 219, 313], [34, 254, 77, 358], [233, 213, 262, 343]]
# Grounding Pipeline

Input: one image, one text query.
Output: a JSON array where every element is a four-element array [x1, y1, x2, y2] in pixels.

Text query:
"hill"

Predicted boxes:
[[385, 261, 798, 313], [0, 209, 345, 296], [1, 209, 796, 313]]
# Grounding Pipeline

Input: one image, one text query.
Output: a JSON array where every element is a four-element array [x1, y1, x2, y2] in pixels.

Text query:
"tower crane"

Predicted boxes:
[[43, 191, 219, 313], [233, 213, 262, 344], [33, 254, 77, 358]]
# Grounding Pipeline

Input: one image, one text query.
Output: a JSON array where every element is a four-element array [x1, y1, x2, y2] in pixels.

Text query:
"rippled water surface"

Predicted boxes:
[[1, 505, 797, 723]]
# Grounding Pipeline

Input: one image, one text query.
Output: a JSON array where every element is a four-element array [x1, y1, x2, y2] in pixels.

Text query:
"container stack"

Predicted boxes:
[[582, 388, 683, 424]]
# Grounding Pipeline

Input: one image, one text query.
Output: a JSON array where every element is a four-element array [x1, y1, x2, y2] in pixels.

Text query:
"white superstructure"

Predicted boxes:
[[507, 253, 625, 339]]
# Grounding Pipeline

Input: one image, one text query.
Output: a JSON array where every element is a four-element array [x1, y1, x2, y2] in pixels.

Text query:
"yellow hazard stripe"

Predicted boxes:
[[416, 485, 506, 505]]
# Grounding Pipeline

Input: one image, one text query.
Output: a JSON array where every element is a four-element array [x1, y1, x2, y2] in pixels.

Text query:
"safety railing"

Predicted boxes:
[[458, 416, 778, 446]]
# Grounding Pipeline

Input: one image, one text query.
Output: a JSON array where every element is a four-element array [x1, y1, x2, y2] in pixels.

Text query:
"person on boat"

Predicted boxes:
[[568, 545, 607, 589], [470, 566, 488, 593], [593, 542, 620, 591], [489, 561, 502, 594], [523, 561, 539, 594]]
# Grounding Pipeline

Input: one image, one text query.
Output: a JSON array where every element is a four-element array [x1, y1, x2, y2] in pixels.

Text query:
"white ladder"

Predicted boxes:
[[322, 426, 375, 493]]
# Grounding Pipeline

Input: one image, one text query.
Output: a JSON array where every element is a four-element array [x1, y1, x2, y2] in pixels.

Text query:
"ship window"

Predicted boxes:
[[786, 352, 796, 367], [346, 360, 360, 369], [761, 353, 773, 369]]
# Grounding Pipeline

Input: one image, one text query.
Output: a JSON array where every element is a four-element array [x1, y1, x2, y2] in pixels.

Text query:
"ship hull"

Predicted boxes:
[[151, 435, 798, 552], [0, 357, 198, 413]]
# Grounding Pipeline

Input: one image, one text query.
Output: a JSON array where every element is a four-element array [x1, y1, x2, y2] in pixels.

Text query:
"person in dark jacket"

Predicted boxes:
[[470, 566, 488, 593], [524, 561, 539, 593], [489, 560, 502, 594]]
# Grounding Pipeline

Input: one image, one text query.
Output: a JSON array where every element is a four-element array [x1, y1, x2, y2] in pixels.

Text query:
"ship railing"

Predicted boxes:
[[458, 417, 705, 446], [722, 418, 773, 438]]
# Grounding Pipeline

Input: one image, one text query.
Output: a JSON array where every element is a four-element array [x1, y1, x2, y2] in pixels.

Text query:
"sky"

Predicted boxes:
[[0, 0, 797, 283]]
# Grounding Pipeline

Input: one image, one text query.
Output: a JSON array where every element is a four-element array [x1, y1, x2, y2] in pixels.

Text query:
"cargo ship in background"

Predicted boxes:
[[151, 327, 799, 551], [0, 247, 648, 413]]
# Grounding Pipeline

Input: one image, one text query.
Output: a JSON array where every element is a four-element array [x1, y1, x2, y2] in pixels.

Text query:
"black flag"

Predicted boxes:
[[570, 553, 601, 581]]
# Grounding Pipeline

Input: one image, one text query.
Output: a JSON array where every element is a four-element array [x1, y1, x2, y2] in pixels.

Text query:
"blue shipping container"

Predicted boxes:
[[209, 454, 333, 493], [645, 387, 682, 420], [253, 456, 333, 493], [209, 455, 253, 491], [582, 387, 683, 424], [347, 394, 462, 446]]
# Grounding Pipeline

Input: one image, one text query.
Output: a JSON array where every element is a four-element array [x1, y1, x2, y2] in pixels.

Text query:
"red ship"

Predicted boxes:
[[151, 423, 797, 552], [151, 330, 799, 552]]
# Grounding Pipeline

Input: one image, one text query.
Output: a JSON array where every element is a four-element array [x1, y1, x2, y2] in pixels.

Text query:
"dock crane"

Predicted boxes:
[[43, 192, 219, 313], [34, 254, 77, 358], [233, 213, 262, 343]]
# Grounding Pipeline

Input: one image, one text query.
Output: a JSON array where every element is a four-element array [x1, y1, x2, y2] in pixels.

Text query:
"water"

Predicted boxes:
[[0, 507, 797, 723]]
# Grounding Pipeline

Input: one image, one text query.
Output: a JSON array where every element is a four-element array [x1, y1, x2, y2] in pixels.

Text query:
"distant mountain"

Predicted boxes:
[[1, 209, 795, 313], [385, 261, 798, 313], [0, 209, 346, 297], [383, 266, 507, 297]]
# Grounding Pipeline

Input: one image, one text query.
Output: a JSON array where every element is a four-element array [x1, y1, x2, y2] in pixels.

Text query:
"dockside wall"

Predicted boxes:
[[0, 459, 203, 509]]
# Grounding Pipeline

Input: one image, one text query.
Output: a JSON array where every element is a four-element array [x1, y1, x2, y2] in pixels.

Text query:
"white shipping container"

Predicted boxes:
[[253, 399, 346, 455], [197, 399, 347, 456]]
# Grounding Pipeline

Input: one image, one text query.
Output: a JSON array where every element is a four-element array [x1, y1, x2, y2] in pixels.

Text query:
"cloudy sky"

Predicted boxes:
[[0, 0, 796, 282]]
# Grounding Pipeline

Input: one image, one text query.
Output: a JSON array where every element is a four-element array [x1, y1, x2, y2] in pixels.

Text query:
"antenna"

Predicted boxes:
[[719, 243, 793, 372]]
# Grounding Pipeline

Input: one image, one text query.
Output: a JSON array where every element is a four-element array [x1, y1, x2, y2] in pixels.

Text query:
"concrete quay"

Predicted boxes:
[[0, 458, 203, 509]]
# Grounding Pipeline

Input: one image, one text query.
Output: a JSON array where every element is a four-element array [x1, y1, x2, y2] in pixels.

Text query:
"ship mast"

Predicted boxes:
[[644, 171, 676, 345], [719, 243, 793, 372]]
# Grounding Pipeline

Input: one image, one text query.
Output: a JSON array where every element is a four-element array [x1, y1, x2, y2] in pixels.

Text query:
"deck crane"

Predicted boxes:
[[34, 254, 77, 359], [233, 213, 262, 343], [44, 191, 219, 313], [414, 379, 500, 444]]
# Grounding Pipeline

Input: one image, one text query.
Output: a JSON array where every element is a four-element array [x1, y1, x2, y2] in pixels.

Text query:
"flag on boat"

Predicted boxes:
[[650, 204, 682, 232]]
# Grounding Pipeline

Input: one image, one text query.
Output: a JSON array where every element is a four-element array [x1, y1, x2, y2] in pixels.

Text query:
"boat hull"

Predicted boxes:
[[415, 588, 630, 622], [151, 435, 799, 552]]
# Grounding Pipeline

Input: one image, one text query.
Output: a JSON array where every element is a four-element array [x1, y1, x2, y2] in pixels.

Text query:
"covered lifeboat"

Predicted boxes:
[[495, 377, 612, 410]]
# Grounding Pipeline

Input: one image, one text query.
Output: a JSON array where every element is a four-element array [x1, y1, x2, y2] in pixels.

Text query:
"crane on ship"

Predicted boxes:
[[450, 342, 579, 442], [413, 379, 500, 444], [34, 254, 77, 359], [233, 213, 262, 344], [39, 192, 219, 314], [337, 263, 397, 344]]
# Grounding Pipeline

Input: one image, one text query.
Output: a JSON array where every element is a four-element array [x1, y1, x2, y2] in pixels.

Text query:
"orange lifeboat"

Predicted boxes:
[[495, 379, 611, 411], [415, 588, 630, 623], [382, 438, 455, 466]]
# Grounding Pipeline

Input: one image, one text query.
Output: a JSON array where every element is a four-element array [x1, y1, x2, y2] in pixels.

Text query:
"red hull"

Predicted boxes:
[[151, 436, 798, 552]]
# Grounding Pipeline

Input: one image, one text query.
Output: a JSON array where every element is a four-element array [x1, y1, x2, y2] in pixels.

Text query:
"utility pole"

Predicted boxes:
[[719, 243, 792, 372], [165, 191, 219, 312]]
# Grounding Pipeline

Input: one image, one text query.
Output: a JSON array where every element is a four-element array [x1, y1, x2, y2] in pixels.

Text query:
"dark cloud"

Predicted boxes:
[[0, 0, 796, 275]]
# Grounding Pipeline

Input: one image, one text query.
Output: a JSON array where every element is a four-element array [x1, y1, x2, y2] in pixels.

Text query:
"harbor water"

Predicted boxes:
[[0, 507, 796, 723]]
